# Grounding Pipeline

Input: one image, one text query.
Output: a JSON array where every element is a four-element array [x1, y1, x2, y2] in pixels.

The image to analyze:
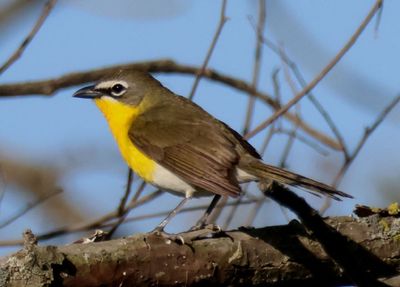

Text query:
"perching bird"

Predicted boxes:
[[73, 70, 352, 232]]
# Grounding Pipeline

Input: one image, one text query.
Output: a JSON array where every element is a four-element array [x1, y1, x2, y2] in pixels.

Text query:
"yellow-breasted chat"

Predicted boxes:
[[73, 70, 352, 232]]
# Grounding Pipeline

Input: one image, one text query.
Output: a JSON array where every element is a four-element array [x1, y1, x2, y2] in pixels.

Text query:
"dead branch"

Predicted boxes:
[[0, 60, 340, 150], [245, 0, 383, 140], [0, 0, 57, 75], [0, 155, 84, 227], [188, 0, 228, 100], [320, 93, 400, 214], [0, 215, 399, 287], [243, 0, 266, 134]]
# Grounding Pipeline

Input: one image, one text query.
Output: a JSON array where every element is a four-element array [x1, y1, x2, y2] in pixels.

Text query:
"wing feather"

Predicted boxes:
[[129, 98, 242, 197]]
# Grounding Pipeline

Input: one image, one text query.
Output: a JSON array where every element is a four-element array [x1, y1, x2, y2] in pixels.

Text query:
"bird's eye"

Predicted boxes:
[[111, 83, 126, 96]]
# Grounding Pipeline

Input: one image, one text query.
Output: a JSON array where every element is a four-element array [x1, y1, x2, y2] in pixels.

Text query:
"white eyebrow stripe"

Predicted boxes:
[[95, 80, 128, 90]]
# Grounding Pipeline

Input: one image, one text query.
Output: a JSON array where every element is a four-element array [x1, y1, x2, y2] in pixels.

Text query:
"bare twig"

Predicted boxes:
[[245, 0, 383, 140], [117, 168, 133, 216], [334, 94, 400, 186], [224, 126, 276, 229], [248, 20, 348, 157], [277, 45, 349, 158], [0, 194, 259, 247], [214, 1, 266, 226], [103, 198, 259, 229], [226, 67, 281, 228], [320, 94, 400, 214], [188, 0, 228, 100], [274, 128, 328, 156], [243, 0, 266, 134], [0, 0, 57, 75], [0, 188, 62, 229], [3, 189, 162, 245], [130, 180, 147, 203], [375, 1, 384, 37], [278, 47, 302, 168], [105, 168, 134, 238], [107, 180, 147, 238]]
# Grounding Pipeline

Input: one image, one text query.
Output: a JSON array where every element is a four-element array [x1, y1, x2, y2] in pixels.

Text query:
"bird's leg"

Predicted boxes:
[[190, 194, 222, 231], [152, 196, 191, 233]]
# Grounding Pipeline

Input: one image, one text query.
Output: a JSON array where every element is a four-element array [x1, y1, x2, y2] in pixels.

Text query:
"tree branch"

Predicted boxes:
[[245, 0, 383, 140], [0, 0, 57, 75], [1, 215, 399, 286], [0, 60, 341, 150]]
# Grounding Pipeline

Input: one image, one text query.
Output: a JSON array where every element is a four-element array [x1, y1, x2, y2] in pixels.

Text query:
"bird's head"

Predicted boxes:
[[73, 70, 162, 107]]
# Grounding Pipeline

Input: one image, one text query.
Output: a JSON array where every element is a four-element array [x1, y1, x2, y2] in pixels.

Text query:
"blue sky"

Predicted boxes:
[[0, 0, 399, 253]]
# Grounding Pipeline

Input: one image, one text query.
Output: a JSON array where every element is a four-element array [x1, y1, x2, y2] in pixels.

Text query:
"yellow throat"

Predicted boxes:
[[94, 97, 155, 182]]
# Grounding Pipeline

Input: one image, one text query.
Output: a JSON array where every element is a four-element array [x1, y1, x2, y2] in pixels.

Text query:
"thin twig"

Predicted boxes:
[[0, 195, 260, 247], [205, 195, 227, 226], [277, 45, 349, 158], [270, 61, 303, 225], [245, 0, 383, 140], [227, 67, 280, 228], [278, 46, 302, 168], [243, 0, 266, 134], [335, 94, 400, 186], [248, 19, 348, 157], [117, 168, 133, 216], [320, 93, 400, 214], [214, 1, 266, 226], [107, 180, 147, 238], [0, 0, 57, 75], [275, 128, 328, 156], [224, 125, 276, 229], [12, 190, 162, 245], [188, 0, 228, 100], [0, 188, 62, 229], [130, 180, 147, 203], [103, 198, 259, 229], [105, 168, 134, 238], [375, 1, 384, 37]]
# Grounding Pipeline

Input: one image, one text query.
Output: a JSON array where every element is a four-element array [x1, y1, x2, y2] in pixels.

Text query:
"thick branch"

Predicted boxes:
[[0, 60, 340, 150], [1, 216, 399, 286]]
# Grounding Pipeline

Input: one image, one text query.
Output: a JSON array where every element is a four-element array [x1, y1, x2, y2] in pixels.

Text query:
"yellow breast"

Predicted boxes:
[[94, 97, 155, 182]]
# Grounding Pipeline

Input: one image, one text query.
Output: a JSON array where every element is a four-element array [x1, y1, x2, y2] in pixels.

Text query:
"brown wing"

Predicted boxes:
[[129, 96, 242, 197]]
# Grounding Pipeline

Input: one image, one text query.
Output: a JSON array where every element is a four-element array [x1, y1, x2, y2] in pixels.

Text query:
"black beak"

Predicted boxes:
[[73, 85, 103, 99]]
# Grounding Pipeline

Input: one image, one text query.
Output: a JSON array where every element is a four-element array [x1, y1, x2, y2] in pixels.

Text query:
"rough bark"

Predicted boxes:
[[0, 215, 399, 287]]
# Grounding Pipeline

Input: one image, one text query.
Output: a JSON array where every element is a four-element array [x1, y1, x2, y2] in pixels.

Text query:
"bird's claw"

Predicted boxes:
[[177, 224, 228, 244], [149, 228, 186, 245], [148, 224, 227, 246]]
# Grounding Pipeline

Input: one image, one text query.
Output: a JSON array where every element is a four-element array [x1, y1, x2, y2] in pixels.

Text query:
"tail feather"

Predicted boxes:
[[242, 160, 353, 200]]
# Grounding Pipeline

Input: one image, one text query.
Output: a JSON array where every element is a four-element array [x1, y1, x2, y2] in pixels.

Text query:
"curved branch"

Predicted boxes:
[[0, 60, 340, 150]]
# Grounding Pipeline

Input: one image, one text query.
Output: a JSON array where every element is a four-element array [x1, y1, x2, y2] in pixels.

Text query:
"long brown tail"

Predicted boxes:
[[241, 160, 353, 200]]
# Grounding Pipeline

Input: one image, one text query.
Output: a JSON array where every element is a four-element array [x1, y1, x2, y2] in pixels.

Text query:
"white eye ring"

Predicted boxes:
[[110, 83, 127, 97]]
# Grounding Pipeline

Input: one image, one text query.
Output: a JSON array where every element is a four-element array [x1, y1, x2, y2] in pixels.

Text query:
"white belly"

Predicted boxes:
[[151, 164, 256, 198], [152, 163, 196, 198]]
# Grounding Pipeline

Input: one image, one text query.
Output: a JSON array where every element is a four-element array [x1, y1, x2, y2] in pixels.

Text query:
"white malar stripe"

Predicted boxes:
[[152, 163, 196, 198]]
